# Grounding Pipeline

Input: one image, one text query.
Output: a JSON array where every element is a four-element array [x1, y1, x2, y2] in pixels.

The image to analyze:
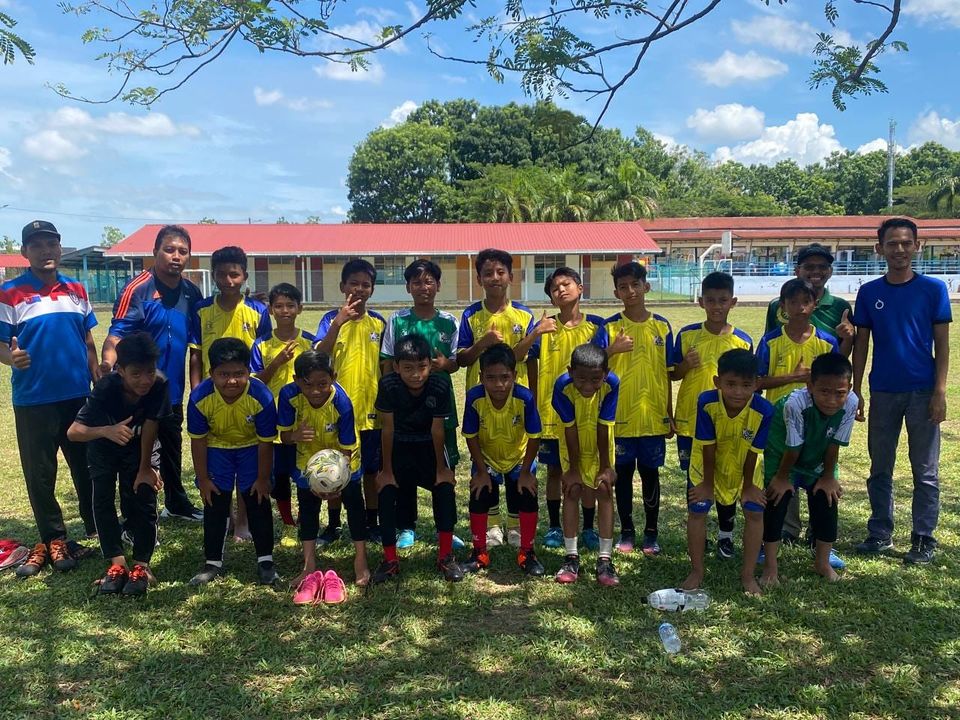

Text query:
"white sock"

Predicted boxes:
[[206, 560, 223, 568], [257, 555, 273, 564], [718, 530, 734, 541], [599, 538, 613, 559], [564, 537, 578, 555]]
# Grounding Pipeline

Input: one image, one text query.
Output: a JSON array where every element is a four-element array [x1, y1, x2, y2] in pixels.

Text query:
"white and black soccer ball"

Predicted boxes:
[[304, 448, 350, 494]]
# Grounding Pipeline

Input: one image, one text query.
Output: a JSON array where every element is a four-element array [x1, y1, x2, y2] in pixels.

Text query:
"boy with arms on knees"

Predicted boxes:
[[371, 334, 463, 584], [671, 272, 752, 560], [187, 338, 278, 586], [552, 344, 620, 586], [457, 248, 535, 548], [761, 354, 858, 585], [516, 268, 606, 550], [462, 343, 544, 576], [597, 261, 674, 556], [68, 333, 170, 596], [684, 349, 773, 595], [279, 351, 369, 599], [250, 283, 315, 531], [315, 259, 386, 545]]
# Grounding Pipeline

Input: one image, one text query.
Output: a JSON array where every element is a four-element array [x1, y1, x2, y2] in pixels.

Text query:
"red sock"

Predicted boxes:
[[276, 499, 295, 526], [384, 545, 398, 563], [469, 512, 488, 552], [438, 531, 453, 558], [519, 511, 538, 552]]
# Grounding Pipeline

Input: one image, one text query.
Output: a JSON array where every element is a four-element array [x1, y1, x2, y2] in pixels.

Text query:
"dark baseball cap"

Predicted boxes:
[[795, 243, 834, 265], [22, 220, 61, 245]]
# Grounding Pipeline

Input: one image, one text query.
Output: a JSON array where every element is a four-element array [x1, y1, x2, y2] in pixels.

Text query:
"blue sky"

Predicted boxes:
[[1, 0, 959, 246]]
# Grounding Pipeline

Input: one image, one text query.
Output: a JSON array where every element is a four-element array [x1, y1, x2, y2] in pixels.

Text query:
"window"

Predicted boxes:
[[374, 256, 407, 285], [534, 254, 567, 284]]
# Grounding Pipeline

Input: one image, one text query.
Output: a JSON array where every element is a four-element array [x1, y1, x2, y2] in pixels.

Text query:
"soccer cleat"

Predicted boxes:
[[437, 553, 464, 582], [855, 536, 894, 554], [555, 554, 580, 584], [396, 529, 416, 549], [15, 543, 47, 578], [121, 565, 152, 597], [543, 526, 564, 548], [321, 569, 347, 604], [371, 559, 400, 585], [904, 534, 937, 565], [189, 563, 222, 586], [641, 533, 662, 557], [257, 561, 280, 585], [160, 506, 204, 522], [506, 527, 521, 548], [616, 530, 636, 554], [0, 544, 28, 571], [293, 571, 324, 605], [316, 525, 342, 548], [596, 557, 620, 587], [581, 528, 600, 551], [486, 526, 505, 548], [48, 539, 76, 572], [462, 549, 490, 573], [98, 564, 128, 594], [517, 549, 545, 577], [717, 537, 735, 560], [66, 540, 96, 561]]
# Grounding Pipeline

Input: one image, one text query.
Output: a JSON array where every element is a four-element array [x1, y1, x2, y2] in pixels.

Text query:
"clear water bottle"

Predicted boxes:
[[644, 588, 710, 612], [659, 622, 681, 654]]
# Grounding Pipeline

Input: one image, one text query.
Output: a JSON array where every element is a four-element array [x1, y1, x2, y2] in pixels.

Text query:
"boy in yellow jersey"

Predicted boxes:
[[315, 259, 386, 545], [552, 344, 619, 586], [279, 351, 369, 594], [187, 338, 278, 586], [672, 271, 753, 560], [683, 349, 774, 595], [457, 248, 535, 549], [516, 267, 606, 550], [462, 343, 544, 577], [598, 262, 674, 557], [756, 279, 840, 405]]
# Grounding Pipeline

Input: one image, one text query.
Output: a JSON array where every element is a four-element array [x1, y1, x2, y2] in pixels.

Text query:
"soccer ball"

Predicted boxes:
[[304, 449, 350, 494]]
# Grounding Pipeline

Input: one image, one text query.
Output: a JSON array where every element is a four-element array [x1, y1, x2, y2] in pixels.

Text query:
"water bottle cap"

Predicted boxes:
[[659, 622, 673, 630]]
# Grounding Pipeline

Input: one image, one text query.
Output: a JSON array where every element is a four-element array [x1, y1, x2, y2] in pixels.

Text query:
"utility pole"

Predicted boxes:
[[887, 119, 897, 209]]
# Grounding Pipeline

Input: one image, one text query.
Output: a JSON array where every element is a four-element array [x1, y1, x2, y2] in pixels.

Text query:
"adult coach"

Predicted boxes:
[[0, 220, 99, 575], [853, 217, 950, 564], [100, 225, 204, 521]]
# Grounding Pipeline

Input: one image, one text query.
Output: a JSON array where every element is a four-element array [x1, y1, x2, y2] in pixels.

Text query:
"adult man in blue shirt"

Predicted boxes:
[[100, 225, 204, 521], [852, 217, 951, 564]]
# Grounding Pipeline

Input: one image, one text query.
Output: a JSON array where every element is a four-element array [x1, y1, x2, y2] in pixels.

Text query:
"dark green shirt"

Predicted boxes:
[[764, 288, 852, 335]]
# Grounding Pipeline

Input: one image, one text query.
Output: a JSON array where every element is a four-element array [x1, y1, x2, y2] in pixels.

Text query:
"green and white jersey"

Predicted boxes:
[[763, 387, 859, 485]]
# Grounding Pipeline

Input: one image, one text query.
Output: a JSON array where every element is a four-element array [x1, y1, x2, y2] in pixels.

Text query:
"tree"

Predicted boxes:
[[0, 11, 34, 66], [0, 235, 17, 253], [823, 150, 889, 215], [198, 217, 217, 224], [101, 225, 125, 247], [305, 216, 322, 224], [593, 159, 658, 220], [927, 173, 960, 217]]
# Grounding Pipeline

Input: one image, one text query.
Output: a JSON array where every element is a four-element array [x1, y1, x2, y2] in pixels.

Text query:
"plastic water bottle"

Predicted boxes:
[[659, 622, 681, 654], [644, 588, 711, 612]]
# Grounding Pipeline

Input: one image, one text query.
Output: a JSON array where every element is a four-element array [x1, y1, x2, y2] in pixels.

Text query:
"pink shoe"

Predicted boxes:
[[292, 571, 323, 605], [321, 569, 347, 605]]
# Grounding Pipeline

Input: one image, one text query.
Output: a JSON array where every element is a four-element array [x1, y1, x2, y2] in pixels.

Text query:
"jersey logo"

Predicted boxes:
[[25, 294, 41, 305], [325, 422, 336, 433], [438, 332, 451, 344], [245, 415, 255, 424], [653, 336, 665, 347], [205, 320, 214, 332], [875, 299, 885, 310], [68, 291, 81, 306], [512, 414, 521, 426], [369, 332, 380, 342], [741, 428, 755, 441], [825, 427, 837, 438], [367, 413, 377, 421], [242, 322, 252, 333], [512, 323, 523, 334], [425, 396, 437, 409]]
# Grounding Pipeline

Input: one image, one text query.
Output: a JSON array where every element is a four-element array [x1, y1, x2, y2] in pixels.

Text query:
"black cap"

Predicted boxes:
[[22, 220, 61, 246], [795, 243, 833, 265]]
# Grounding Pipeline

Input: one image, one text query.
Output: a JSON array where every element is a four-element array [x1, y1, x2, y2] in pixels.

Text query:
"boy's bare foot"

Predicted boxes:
[[354, 557, 370, 586], [815, 564, 839, 582], [233, 526, 252, 543], [742, 575, 763, 595], [759, 571, 780, 588], [355, 571, 370, 587], [681, 571, 703, 590]]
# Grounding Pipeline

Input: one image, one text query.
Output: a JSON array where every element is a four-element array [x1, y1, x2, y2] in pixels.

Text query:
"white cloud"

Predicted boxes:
[[382, 100, 418, 128], [23, 130, 88, 162], [653, 133, 683, 152], [695, 51, 788, 86], [48, 107, 200, 137], [0, 146, 20, 183], [253, 86, 333, 112], [904, 0, 960, 27], [713, 112, 843, 166], [356, 7, 399, 23], [732, 16, 814, 54], [908, 111, 960, 150], [405, 1, 422, 23], [254, 87, 284, 106], [686, 104, 765, 142], [314, 60, 385, 83], [324, 20, 407, 53], [441, 74, 467, 84], [330, 205, 347, 217]]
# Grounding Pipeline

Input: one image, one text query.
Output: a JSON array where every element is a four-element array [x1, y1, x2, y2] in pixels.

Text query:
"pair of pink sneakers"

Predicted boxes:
[[293, 569, 346, 605]]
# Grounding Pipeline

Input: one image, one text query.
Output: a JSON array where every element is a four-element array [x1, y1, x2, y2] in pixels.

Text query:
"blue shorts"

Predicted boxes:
[[360, 430, 382, 475], [470, 461, 538, 485], [206, 446, 259, 493], [676, 435, 693, 473], [537, 438, 561, 467], [686, 477, 763, 514], [615, 436, 666, 468]]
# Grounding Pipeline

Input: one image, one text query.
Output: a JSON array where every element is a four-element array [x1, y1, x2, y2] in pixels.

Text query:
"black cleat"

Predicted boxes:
[[257, 561, 280, 585], [371, 559, 400, 585], [121, 565, 152, 596], [437, 553, 464, 582], [517, 549, 545, 577], [717, 537, 735, 560], [98, 564, 128, 594], [904, 534, 936, 565], [189, 563, 222, 586]]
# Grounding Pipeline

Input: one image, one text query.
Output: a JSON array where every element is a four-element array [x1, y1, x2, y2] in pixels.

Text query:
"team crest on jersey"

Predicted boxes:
[[512, 323, 523, 334], [25, 294, 41, 305], [242, 322, 252, 333], [439, 332, 451, 344], [426, 396, 437, 409], [370, 332, 380, 342], [325, 422, 336, 433], [245, 415, 255, 424], [205, 320, 214, 332], [741, 428, 755, 441], [653, 336, 665, 346], [826, 427, 837, 439], [68, 291, 81, 305], [512, 414, 522, 426]]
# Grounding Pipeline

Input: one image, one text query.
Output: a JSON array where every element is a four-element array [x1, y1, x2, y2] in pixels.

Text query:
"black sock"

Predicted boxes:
[[547, 499, 561, 528], [582, 506, 595, 531], [366, 508, 379, 528], [328, 506, 342, 529]]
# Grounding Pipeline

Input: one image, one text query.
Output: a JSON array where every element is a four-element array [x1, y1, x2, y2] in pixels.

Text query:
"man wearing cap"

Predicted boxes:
[[0, 221, 100, 576], [763, 242, 855, 561]]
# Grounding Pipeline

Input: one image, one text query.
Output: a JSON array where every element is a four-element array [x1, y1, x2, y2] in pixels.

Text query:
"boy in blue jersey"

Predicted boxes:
[[187, 338, 278, 586], [552, 344, 620, 586], [683, 350, 774, 595], [462, 343, 544, 576]]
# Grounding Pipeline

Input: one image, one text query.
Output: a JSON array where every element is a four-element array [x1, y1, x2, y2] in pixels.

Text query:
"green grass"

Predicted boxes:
[[1, 303, 959, 720]]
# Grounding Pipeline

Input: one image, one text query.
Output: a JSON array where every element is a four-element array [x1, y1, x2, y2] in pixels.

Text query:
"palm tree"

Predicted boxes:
[[927, 172, 960, 217], [594, 158, 659, 220], [536, 167, 597, 222]]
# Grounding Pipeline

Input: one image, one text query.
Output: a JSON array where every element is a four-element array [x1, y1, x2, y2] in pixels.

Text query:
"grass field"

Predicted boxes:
[[0, 303, 958, 720]]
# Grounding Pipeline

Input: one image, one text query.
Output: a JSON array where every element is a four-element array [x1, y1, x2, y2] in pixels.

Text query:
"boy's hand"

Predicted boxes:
[[855, 394, 866, 422], [482, 323, 503, 348], [270, 339, 298, 367], [103, 417, 135, 446], [792, 359, 810, 383], [687, 482, 713, 505], [377, 469, 397, 491], [609, 329, 634, 355], [133, 467, 163, 492], [251, 477, 272, 503], [436, 467, 455, 486], [197, 476, 219, 506], [99, 360, 113, 376], [561, 468, 583, 494], [291, 422, 315, 443], [334, 293, 363, 325], [517, 468, 537, 496], [742, 484, 766, 509], [470, 469, 493, 499], [665, 417, 677, 440], [595, 467, 615, 492], [9, 337, 30, 370], [835, 309, 855, 341], [812, 475, 842, 507], [535, 311, 557, 336], [683, 347, 700, 370], [765, 475, 794, 504], [929, 389, 947, 424]]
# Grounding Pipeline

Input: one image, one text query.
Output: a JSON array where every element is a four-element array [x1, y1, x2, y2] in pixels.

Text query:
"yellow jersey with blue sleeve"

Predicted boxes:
[[190, 296, 271, 376], [250, 329, 317, 398], [186, 376, 277, 449], [315, 309, 386, 433], [552, 372, 619, 488], [461, 383, 542, 474], [531, 313, 606, 442], [458, 301, 535, 391], [689, 389, 774, 505], [672, 323, 753, 438], [596, 312, 674, 438], [756, 326, 840, 405], [276, 381, 361, 488]]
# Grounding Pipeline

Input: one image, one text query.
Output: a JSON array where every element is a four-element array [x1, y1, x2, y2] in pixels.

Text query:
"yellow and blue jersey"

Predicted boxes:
[[277, 381, 361, 487], [672, 323, 753, 438], [189, 296, 271, 376], [458, 301, 535, 391], [315, 310, 386, 433], [250, 329, 317, 398], [552, 372, 619, 485], [461, 383, 542, 474], [596, 312, 674, 438], [186, 376, 277, 449], [756, 326, 840, 405], [689, 389, 774, 505]]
